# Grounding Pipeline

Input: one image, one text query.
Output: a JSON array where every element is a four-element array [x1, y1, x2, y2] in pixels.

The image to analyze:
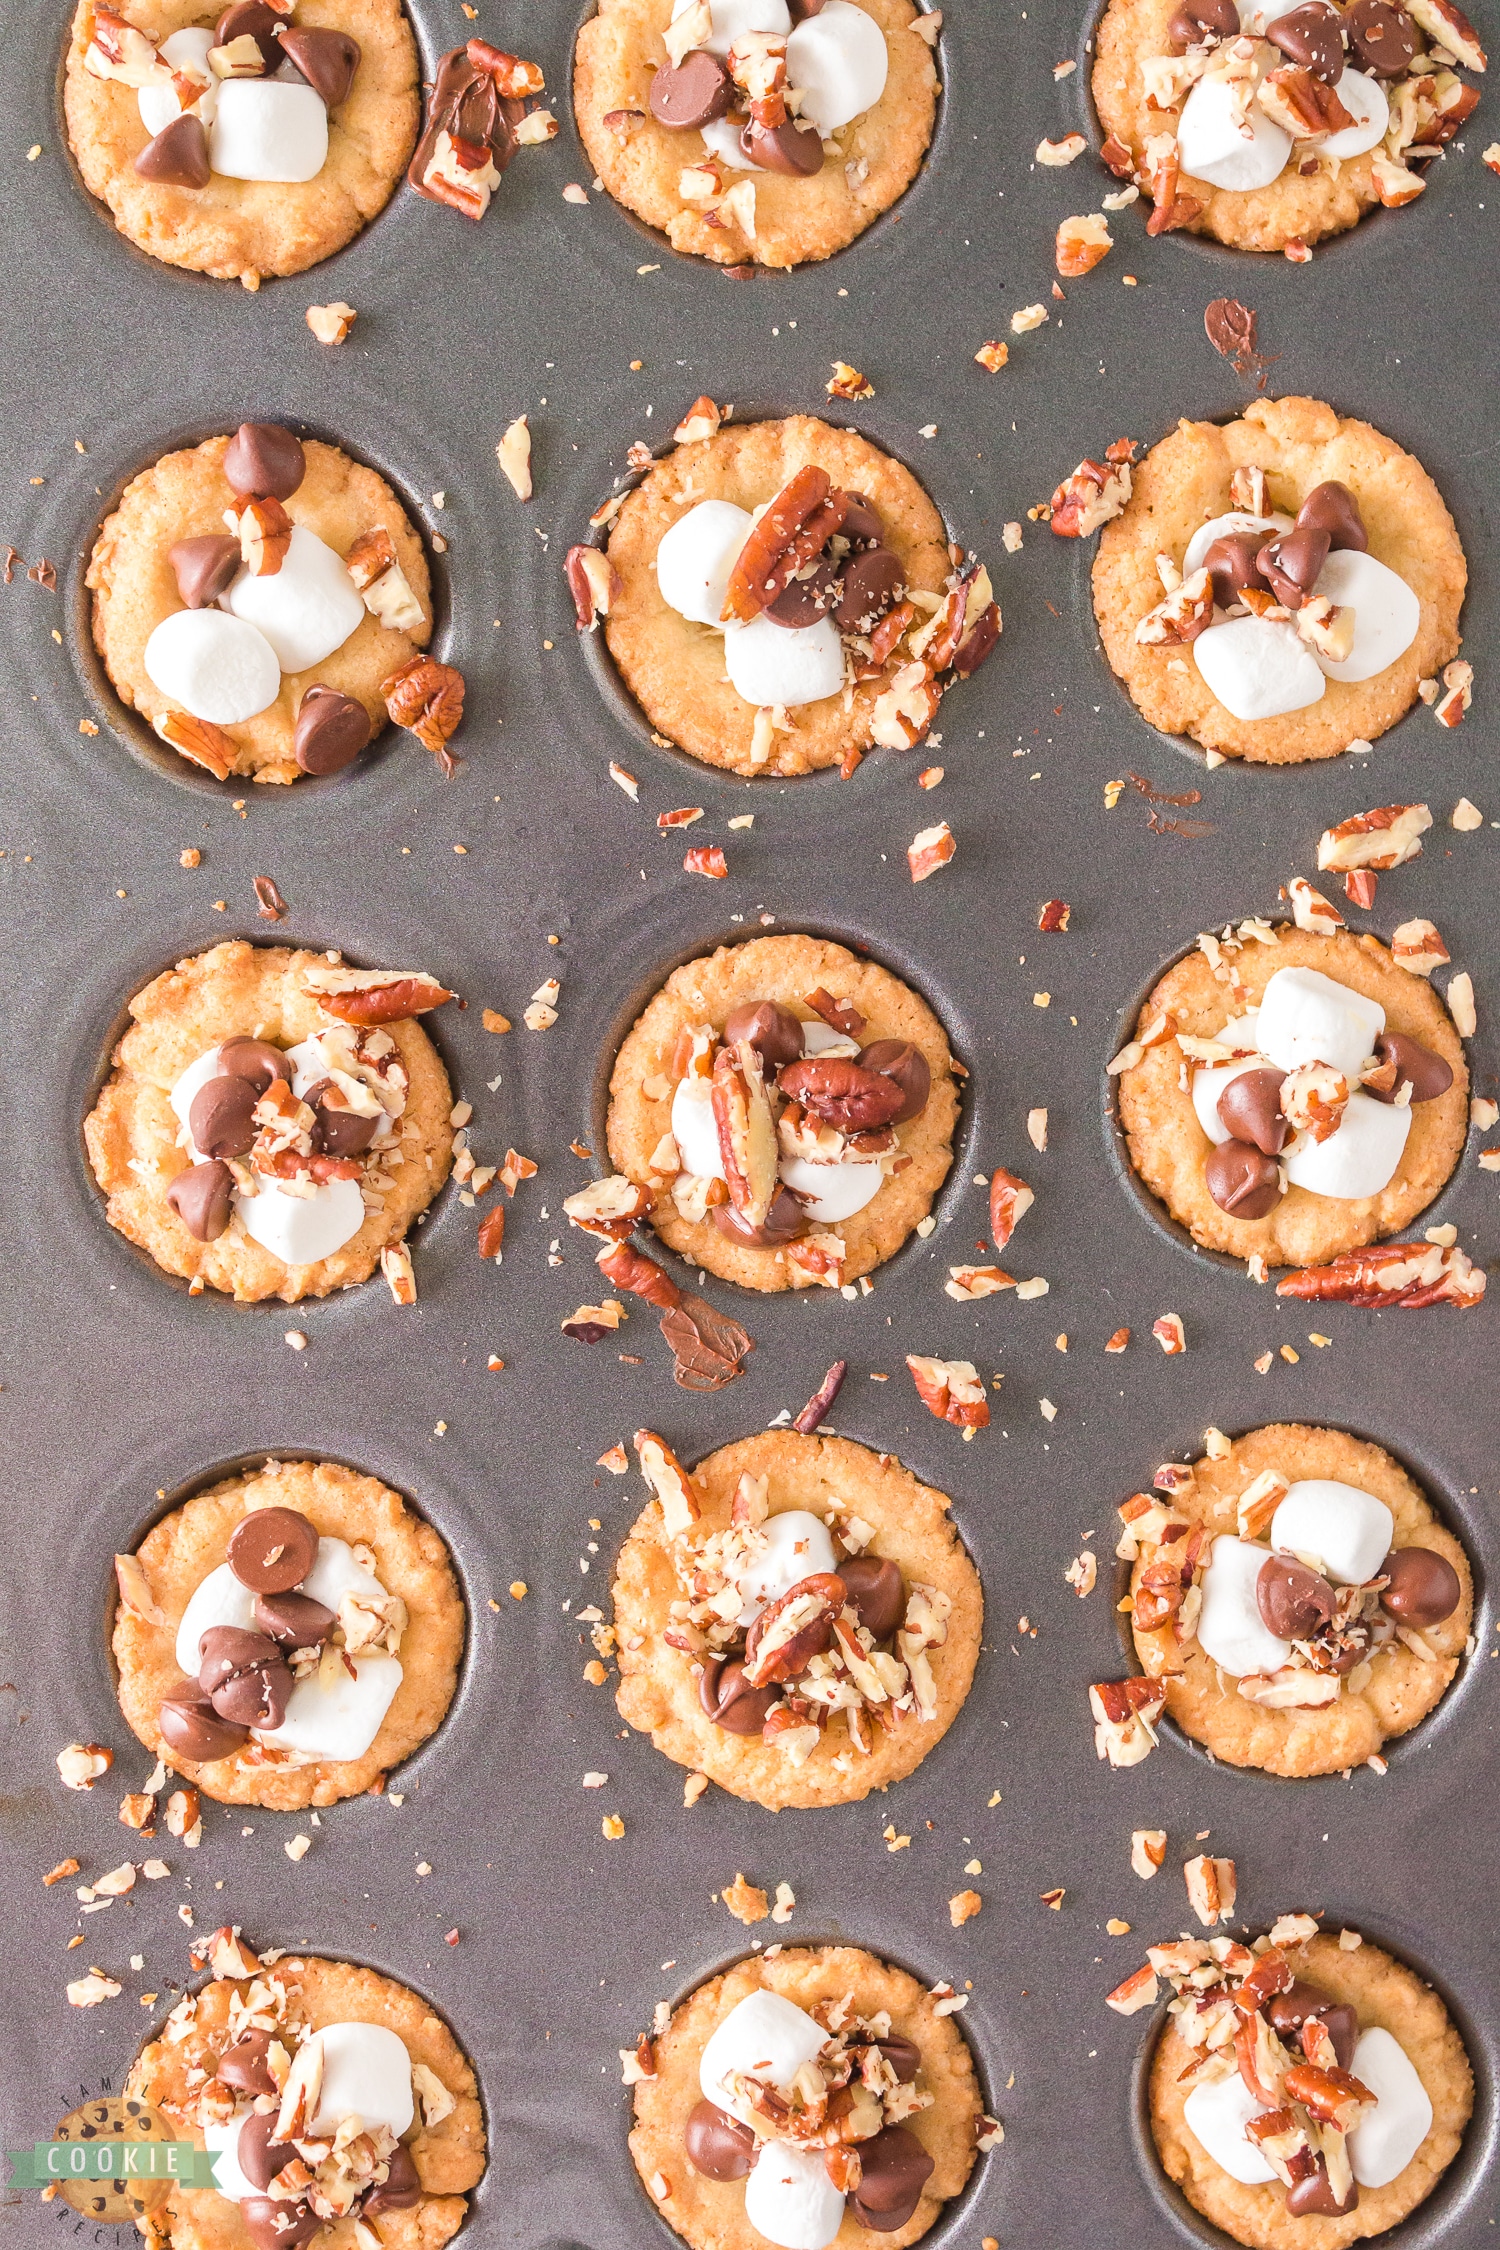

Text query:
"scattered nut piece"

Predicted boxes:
[[975, 339, 1009, 372], [723, 1872, 769, 1925], [57, 1744, 113, 1791], [949, 1889, 983, 1926], [306, 301, 356, 345], [1131, 1829, 1167, 1879], [496, 416, 533, 500]]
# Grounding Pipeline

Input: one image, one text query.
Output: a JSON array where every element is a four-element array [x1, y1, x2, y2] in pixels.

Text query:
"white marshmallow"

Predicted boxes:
[[1270, 1480, 1395, 1586], [1311, 548, 1421, 684], [670, 1075, 728, 1181], [742, 2140, 846, 2250], [225, 525, 365, 675], [1178, 77, 1291, 190], [736, 1511, 838, 1625], [267, 1653, 403, 1761], [1182, 512, 1291, 580], [144, 608, 280, 727], [1348, 2027, 1433, 2188], [1182, 2072, 1277, 2184], [1193, 614, 1327, 721], [286, 1036, 394, 1144], [656, 500, 755, 625], [673, 0, 792, 59], [170, 1045, 227, 1133], [801, 1019, 860, 1058], [1197, 1535, 1293, 1678], [299, 1535, 388, 1615], [138, 27, 218, 135], [1283, 1089, 1411, 1200], [308, 2022, 414, 2138], [1322, 66, 1390, 156], [209, 78, 328, 182], [787, 1, 889, 134], [203, 2116, 256, 2203], [237, 1173, 366, 1265], [699, 1991, 829, 2109], [1256, 967, 1384, 1080], [725, 612, 845, 707], [779, 1154, 883, 1222], [700, 114, 762, 168], [1191, 1058, 1266, 1145], [174, 1562, 257, 1675]]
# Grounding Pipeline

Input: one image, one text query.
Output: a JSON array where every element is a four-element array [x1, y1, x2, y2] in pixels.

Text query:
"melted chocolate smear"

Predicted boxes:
[[28, 558, 57, 590], [253, 875, 288, 921], [660, 1295, 754, 1390], [1203, 297, 1279, 391], [1124, 772, 1217, 839]]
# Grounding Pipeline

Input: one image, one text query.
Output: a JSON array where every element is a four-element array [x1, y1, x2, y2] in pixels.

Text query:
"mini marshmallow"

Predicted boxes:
[[237, 1173, 366, 1265], [1348, 2027, 1434, 2188], [1191, 1058, 1264, 1145], [1197, 1535, 1294, 1678], [700, 115, 762, 168], [1283, 1089, 1411, 1200], [267, 1652, 403, 1761], [1312, 548, 1421, 684], [171, 1045, 228, 1134], [673, 0, 792, 58], [779, 1154, 884, 1222], [1182, 512, 1291, 580], [138, 26, 218, 135], [1270, 1480, 1395, 1587], [1322, 67, 1390, 157], [309, 2021, 414, 2138], [1256, 967, 1385, 1081], [742, 2140, 846, 2250], [299, 1535, 390, 1616], [671, 1074, 729, 1181], [1177, 77, 1292, 191], [175, 1562, 257, 1675], [656, 500, 755, 625], [1193, 614, 1327, 721], [225, 525, 365, 675], [699, 1990, 829, 2109], [787, 0, 889, 134], [725, 612, 845, 707], [209, 78, 329, 182], [144, 608, 281, 727], [202, 2116, 255, 2203], [1182, 2071, 1277, 2184], [736, 1511, 838, 1625]]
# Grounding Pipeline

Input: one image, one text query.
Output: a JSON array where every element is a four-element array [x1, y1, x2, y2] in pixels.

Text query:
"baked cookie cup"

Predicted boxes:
[[115, 1457, 464, 1810], [1115, 922, 1467, 1268], [129, 1937, 485, 2250], [593, 411, 997, 777], [84, 939, 454, 1304], [574, 0, 939, 271], [603, 933, 959, 1293], [1136, 1924, 1472, 2246], [628, 1945, 993, 2250], [1093, 397, 1464, 763], [1118, 1423, 1471, 1779], [613, 1429, 982, 1808], [64, 0, 419, 287]]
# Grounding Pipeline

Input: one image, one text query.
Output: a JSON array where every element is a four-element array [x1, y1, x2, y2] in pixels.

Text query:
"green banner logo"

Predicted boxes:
[[9, 2141, 220, 2187]]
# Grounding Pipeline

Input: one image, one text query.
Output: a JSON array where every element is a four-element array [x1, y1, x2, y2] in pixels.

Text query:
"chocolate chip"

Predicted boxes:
[[713, 1186, 809, 1248], [1204, 1138, 1281, 1220], [215, 0, 283, 67], [1216, 1067, 1289, 1153], [228, 1505, 320, 1593], [274, 25, 360, 105], [855, 1038, 930, 1123], [302, 1075, 381, 1158], [217, 1037, 291, 1094], [1367, 1031, 1453, 1105], [834, 548, 906, 634], [166, 1160, 235, 1242], [848, 2125, 935, 2229], [685, 2100, 758, 2180], [157, 1684, 248, 1763], [293, 684, 371, 775], [254, 1587, 336, 1649], [766, 556, 840, 627], [722, 1000, 806, 1066], [168, 533, 241, 610], [217, 2028, 278, 2097], [741, 116, 825, 173], [1381, 1544, 1461, 1626], [698, 1656, 779, 1735], [198, 1626, 292, 1728], [659, 1294, 755, 1390], [836, 1555, 905, 1641], [837, 492, 885, 547], [1202, 531, 1271, 610], [1256, 526, 1329, 609], [236, 2108, 300, 2191], [876, 2034, 922, 2083], [1286, 2158, 1358, 2218], [648, 50, 733, 128], [1268, 2, 1346, 79], [1256, 1553, 1338, 1639], [134, 114, 211, 187], [223, 422, 306, 503], [361, 2144, 422, 2215], [1296, 479, 1369, 553], [1342, 0, 1418, 73], [240, 2195, 322, 2250], [188, 1073, 259, 1162], [1166, 0, 1239, 46]]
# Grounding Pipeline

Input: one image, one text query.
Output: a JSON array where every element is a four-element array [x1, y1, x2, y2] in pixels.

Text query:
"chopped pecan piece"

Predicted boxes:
[[1089, 1678, 1166, 1767], [1055, 212, 1112, 275], [1277, 1242, 1484, 1308], [906, 1354, 989, 1430], [563, 1175, 653, 1238], [1135, 565, 1213, 646], [1049, 456, 1132, 537], [908, 820, 955, 880], [596, 1238, 682, 1310], [382, 655, 465, 760], [154, 710, 234, 781], [566, 544, 623, 629], [633, 1430, 699, 1537], [989, 1167, 1034, 1249], [1317, 801, 1432, 874], [303, 964, 453, 1023]]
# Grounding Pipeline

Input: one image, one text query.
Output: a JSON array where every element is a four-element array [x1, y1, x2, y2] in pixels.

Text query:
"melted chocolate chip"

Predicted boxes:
[[188, 1073, 259, 1162], [1296, 479, 1369, 552], [876, 2034, 921, 2083], [217, 1037, 291, 1094], [649, 49, 733, 128], [409, 47, 516, 198], [1381, 1544, 1461, 1626], [766, 556, 840, 626], [837, 492, 885, 547], [274, 24, 360, 104], [1256, 1553, 1338, 1639], [1268, 1, 1346, 80], [836, 1555, 904, 1641], [217, 2028, 278, 2097], [659, 1294, 755, 1390], [1267, 1980, 1359, 2073], [302, 1075, 381, 1158], [228, 1505, 320, 1594], [362, 2143, 422, 2215], [223, 422, 306, 503], [1166, 0, 1239, 45], [834, 547, 906, 635], [855, 1038, 930, 1123], [198, 1626, 292, 1728], [169, 533, 241, 609], [1286, 2158, 1358, 2218], [216, 0, 285, 65], [166, 1160, 235, 1242], [293, 684, 372, 775], [1202, 531, 1271, 609], [158, 1684, 248, 1762], [849, 2126, 935, 2230], [1342, 0, 1418, 74], [1216, 1066, 1289, 1154], [1204, 297, 1257, 365], [254, 1587, 336, 1648], [1367, 1031, 1453, 1105], [1257, 526, 1330, 609], [134, 113, 211, 187], [685, 2100, 758, 2180], [1204, 1137, 1281, 1219], [699, 1655, 779, 1735], [723, 1000, 806, 1067], [713, 1187, 809, 1248], [741, 116, 825, 173], [239, 2194, 322, 2250]]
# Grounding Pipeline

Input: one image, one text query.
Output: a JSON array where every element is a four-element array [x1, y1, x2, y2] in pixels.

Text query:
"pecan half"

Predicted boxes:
[[383, 655, 465, 760], [777, 1055, 906, 1132], [596, 1238, 682, 1310], [303, 964, 453, 1023], [711, 1040, 779, 1226], [721, 466, 841, 623], [1277, 1241, 1485, 1308]]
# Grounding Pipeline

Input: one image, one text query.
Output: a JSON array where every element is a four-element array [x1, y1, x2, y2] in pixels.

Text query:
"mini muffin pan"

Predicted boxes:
[[1, 1, 1497, 2245]]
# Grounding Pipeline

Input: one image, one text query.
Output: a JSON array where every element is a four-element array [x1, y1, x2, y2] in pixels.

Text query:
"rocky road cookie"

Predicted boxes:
[[575, 0, 938, 270], [1116, 1921, 1472, 2244], [599, 933, 958, 1293], [1092, 0, 1485, 255], [114, 1457, 463, 1810], [612, 1429, 981, 1808], [84, 940, 454, 1303], [629, 1945, 992, 2250], [1115, 921, 1467, 1267], [585, 410, 996, 776], [1109, 1423, 1471, 1779], [1090, 397, 1463, 762], [64, 0, 418, 286], [88, 425, 454, 785], [129, 1931, 485, 2248]]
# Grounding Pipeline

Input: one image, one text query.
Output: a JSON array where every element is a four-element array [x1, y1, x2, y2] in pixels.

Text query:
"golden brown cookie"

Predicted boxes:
[[602, 414, 951, 776], [606, 933, 958, 1292], [115, 1458, 464, 1810], [575, 0, 937, 269], [1117, 924, 1467, 1266], [84, 940, 453, 1304], [129, 1945, 485, 2250], [630, 1946, 985, 2250], [88, 433, 431, 786], [63, 0, 419, 286], [1094, 398, 1464, 763], [1150, 1929, 1472, 2247], [1127, 1424, 1471, 1778], [613, 1431, 981, 1808]]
